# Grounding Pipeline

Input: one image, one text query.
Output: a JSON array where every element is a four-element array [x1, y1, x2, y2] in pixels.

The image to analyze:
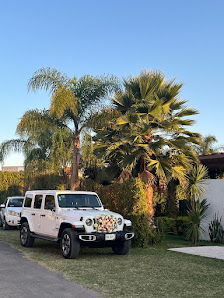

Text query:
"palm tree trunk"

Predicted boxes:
[[139, 156, 154, 218], [145, 183, 154, 218], [71, 133, 80, 190]]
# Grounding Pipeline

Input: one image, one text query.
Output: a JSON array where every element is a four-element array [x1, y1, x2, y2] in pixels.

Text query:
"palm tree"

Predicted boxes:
[[94, 71, 201, 217], [0, 109, 73, 189], [196, 135, 218, 155], [28, 67, 119, 189]]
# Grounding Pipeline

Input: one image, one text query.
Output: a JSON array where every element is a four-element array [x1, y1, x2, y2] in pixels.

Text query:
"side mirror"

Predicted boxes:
[[0, 204, 5, 208]]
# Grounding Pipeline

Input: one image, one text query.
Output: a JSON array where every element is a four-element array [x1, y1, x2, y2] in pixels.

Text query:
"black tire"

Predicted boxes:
[[0, 217, 3, 227], [3, 219, 11, 230], [60, 228, 80, 259], [112, 240, 131, 255], [20, 222, 35, 247]]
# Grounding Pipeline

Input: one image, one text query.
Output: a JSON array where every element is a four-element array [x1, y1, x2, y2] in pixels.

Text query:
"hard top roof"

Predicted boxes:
[[25, 190, 97, 195], [7, 196, 24, 199]]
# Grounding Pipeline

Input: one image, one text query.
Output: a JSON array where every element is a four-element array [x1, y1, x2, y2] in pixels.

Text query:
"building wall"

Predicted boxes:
[[200, 179, 224, 240], [1, 166, 24, 172]]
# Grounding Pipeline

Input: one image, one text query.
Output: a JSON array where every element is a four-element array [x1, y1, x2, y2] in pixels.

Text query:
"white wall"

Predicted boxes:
[[200, 179, 224, 240]]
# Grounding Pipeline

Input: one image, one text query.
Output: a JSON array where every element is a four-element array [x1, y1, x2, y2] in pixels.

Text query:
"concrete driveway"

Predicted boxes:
[[168, 246, 224, 260], [0, 240, 103, 298]]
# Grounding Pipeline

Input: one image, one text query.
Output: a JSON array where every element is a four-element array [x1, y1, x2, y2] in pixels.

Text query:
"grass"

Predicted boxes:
[[0, 229, 224, 298]]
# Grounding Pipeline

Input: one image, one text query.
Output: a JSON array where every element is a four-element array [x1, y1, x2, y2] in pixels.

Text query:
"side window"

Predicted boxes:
[[45, 195, 55, 210], [24, 194, 33, 208], [34, 195, 43, 209]]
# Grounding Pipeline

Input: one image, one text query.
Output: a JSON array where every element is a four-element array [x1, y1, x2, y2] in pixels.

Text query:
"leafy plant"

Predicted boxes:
[[186, 198, 210, 245], [209, 214, 224, 243], [157, 216, 190, 236], [187, 164, 209, 202]]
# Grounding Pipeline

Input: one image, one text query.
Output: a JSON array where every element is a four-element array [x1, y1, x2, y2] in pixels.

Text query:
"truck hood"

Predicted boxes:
[[7, 207, 22, 213], [59, 208, 122, 220]]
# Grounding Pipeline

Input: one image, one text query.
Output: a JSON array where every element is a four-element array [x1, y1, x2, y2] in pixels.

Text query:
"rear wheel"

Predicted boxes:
[[0, 217, 3, 227], [112, 240, 131, 255], [60, 228, 80, 259], [20, 222, 35, 247]]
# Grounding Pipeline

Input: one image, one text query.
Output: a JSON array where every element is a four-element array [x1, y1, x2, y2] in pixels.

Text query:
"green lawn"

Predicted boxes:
[[0, 229, 223, 298]]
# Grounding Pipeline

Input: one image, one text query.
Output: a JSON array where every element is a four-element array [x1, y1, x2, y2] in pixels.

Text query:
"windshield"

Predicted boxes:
[[58, 194, 102, 208], [8, 198, 24, 207]]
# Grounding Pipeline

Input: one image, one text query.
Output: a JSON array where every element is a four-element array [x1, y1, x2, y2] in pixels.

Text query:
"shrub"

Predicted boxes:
[[28, 173, 64, 190], [157, 216, 190, 236]]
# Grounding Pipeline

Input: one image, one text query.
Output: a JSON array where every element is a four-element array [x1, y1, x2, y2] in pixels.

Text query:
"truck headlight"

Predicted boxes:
[[85, 218, 93, 226], [118, 218, 122, 225], [8, 211, 20, 217]]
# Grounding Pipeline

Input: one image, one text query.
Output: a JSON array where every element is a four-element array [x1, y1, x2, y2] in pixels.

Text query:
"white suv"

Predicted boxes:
[[20, 190, 134, 259], [0, 196, 24, 230]]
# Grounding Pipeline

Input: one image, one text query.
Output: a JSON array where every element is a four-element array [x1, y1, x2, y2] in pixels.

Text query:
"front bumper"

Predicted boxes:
[[6, 215, 21, 226], [78, 230, 134, 243]]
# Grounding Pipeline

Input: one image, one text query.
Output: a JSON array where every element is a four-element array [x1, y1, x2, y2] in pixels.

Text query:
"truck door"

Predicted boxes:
[[39, 194, 58, 238]]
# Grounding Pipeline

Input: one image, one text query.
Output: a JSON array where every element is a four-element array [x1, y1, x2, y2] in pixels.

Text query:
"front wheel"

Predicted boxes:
[[0, 216, 3, 227], [60, 228, 80, 259], [112, 240, 131, 255], [20, 222, 35, 247]]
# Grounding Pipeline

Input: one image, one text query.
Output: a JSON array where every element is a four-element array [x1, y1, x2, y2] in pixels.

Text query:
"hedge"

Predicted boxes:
[[156, 216, 190, 236], [0, 171, 24, 203]]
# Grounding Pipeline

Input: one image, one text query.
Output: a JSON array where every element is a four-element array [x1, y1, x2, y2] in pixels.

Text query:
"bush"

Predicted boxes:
[[0, 171, 24, 203], [157, 216, 190, 236], [28, 173, 64, 190]]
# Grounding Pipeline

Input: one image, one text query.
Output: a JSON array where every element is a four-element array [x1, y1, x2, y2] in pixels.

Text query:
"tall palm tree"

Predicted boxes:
[[28, 67, 119, 189], [195, 135, 218, 155], [94, 71, 201, 217], [0, 109, 73, 189]]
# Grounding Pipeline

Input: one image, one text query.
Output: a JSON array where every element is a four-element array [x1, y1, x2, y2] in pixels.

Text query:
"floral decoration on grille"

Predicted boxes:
[[94, 214, 117, 233]]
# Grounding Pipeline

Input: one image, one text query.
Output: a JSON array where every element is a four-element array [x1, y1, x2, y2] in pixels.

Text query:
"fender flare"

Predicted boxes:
[[124, 219, 132, 226], [20, 215, 34, 232]]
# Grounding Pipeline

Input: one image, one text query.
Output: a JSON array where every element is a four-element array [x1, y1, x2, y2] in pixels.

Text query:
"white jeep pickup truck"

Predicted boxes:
[[20, 190, 134, 259], [0, 196, 24, 229]]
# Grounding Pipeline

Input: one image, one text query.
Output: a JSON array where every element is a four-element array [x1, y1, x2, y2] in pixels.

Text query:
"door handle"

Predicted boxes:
[[40, 214, 45, 217], [31, 213, 35, 216]]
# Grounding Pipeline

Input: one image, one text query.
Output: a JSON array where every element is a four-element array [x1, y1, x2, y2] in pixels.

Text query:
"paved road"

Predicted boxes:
[[0, 240, 103, 298]]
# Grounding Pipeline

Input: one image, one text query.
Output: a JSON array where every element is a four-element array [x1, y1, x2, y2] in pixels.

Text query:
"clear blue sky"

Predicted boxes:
[[0, 0, 224, 166]]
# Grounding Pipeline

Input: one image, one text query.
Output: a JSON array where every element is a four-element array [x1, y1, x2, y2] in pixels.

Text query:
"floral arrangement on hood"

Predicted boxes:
[[94, 214, 117, 233]]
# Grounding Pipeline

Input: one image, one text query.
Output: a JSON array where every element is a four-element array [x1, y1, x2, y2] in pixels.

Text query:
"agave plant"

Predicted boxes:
[[209, 214, 224, 243]]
